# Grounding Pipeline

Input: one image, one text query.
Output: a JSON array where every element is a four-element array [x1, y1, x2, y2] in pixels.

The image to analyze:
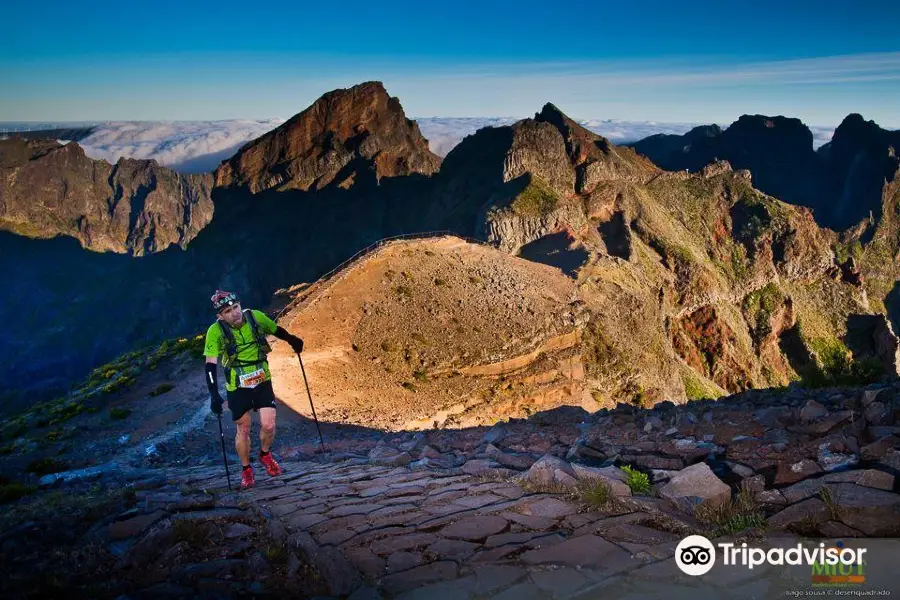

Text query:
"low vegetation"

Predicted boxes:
[[695, 488, 766, 536], [620, 465, 651, 495], [0, 332, 205, 450], [801, 335, 884, 388], [510, 176, 559, 217], [742, 283, 784, 341], [575, 478, 618, 509]]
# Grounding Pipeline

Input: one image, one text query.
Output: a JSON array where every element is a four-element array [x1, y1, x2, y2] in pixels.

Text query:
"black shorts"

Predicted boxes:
[[227, 380, 277, 421]]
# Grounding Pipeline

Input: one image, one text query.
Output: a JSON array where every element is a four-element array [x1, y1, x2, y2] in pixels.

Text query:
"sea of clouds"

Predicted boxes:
[[1, 118, 837, 174], [75, 119, 285, 173]]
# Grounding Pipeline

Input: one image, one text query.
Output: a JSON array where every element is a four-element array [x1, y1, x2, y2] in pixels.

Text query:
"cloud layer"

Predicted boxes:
[[76, 119, 284, 173], [417, 118, 835, 156], [35, 117, 836, 174]]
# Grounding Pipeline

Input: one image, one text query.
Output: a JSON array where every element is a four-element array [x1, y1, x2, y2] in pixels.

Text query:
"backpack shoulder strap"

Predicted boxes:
[[243, 309, 268, 362], [243, 309, 260, 339], [217, 319, 237, 354]]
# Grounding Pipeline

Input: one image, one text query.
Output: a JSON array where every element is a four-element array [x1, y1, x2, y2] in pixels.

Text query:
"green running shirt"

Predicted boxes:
[[203, 309, 278, 392]]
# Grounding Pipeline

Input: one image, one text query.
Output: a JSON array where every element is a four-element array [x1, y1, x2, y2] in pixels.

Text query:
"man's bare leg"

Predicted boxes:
[[235, 412, 252, 466], [259, 407, 276, 453]]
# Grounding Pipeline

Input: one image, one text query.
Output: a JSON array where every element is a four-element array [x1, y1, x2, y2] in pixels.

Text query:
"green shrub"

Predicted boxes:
[[149, 383, 175, 397], [109, 408, 132, 420], [413, 369, 429, 382], [801, 337, 885, 388], [172, 519, 212, 550], [682, 370, 719, 401], [510, 177, 559, 217], [0, 481, 36, 504], [743, 283, 783, 337], [577, 478, 615, 509], [695, 488, 765, 536], [620, 465, 651, 495]]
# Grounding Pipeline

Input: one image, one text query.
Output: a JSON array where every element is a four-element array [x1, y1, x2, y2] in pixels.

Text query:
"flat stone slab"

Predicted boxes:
[[223, 523, 255, 539], [440, 515, 509, 541], [343, 547, 386, 579], [453, 494, 505, 509], [386, 551, 424, 573], [285, 512, 329, 529], [519, 497, 578, 519], [603, 523, 680, 545], [520, 533, 635, 571], [328, 503, 383, 517], [500, 512, 557, 531], [109, 510, 167, 540], [371, 533, 440, 555], [826, 483, 900, 535], [767, 498, 829, 529], [491, 582, 549, 600], [470, 565, 530, 595], [358, 485, 390, 497], [426, 538, 481, 560], [382, 561, 459, 595], [530, 567, 592, 597], [484, 532, 536, 548], [781, 469, 895, 504]]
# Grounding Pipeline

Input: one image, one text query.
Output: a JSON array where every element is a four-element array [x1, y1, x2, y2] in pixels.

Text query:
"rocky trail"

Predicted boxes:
[[4, 379, 900, 599]]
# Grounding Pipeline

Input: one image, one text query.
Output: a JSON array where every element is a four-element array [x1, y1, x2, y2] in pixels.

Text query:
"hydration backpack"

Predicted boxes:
[[217, 309, 273, 369]]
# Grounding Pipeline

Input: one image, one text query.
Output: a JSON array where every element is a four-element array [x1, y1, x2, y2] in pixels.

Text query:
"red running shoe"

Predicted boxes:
[[240, 466, 255, 490], [259, 451, 282, 476]]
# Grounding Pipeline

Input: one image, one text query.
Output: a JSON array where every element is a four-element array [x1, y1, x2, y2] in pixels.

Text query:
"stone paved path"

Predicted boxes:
[[144, 457, 838, 600]]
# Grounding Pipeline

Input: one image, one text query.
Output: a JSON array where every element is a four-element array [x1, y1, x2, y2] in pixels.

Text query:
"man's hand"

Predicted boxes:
[[210, 393, 224, 415], [288, 336, 304, 353]]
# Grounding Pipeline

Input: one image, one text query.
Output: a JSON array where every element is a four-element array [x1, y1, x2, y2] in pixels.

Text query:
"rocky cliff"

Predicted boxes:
[[0, 139, 214, 255], [428, 103, 892, 407], [0, 83, 440, 408], [820, 113, 900, 230], [630, 113, 900, 234], [214, 81, 441, 194]]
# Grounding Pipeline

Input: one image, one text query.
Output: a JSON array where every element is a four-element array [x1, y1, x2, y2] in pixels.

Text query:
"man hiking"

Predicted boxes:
[[203, 289, 305, 489]]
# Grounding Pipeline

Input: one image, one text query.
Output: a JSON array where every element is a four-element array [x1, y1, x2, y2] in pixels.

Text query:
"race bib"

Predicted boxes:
[[238, 368, 266, 389]]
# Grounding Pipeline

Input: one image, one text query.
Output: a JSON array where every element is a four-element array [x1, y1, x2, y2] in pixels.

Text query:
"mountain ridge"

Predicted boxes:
[[1, 82, 898, 414]]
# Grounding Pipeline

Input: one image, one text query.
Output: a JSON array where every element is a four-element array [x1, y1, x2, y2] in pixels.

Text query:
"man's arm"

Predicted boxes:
[[273, 325, 304, 353], [205, 356, 224, 414]]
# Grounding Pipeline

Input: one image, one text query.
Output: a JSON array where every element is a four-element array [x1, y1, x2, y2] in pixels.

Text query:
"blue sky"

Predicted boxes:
[[2, 0, 899, 126]]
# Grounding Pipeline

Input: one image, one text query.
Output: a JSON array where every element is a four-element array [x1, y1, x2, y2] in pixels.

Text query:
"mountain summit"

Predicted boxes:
[[214, 81, 441, 194]]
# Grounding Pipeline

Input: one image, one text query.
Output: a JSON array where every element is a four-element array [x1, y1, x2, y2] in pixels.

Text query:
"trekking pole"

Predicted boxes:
[[297, 354, 326, 453], [217, 414, 232, 490]]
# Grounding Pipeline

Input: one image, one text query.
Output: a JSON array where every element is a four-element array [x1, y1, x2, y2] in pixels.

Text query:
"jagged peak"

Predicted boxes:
[[214, 81, 440, 193]]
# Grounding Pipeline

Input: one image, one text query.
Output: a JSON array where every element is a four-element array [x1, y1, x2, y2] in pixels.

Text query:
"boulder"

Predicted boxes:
[[518, 455, 577, 487], [570, 464, 632, 497], [800, 400, 828, 421], [658, 463, 731, 512], [767, 498, 830, 530], [825, 483, 900, 536]]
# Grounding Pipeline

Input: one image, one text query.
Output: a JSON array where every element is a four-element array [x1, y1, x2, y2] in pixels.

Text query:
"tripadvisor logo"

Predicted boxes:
[[676, 535, 716, 576], [675, 535, 867, 578]]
